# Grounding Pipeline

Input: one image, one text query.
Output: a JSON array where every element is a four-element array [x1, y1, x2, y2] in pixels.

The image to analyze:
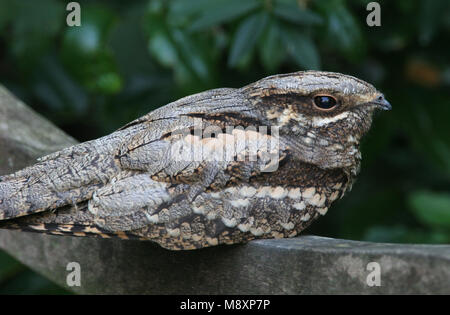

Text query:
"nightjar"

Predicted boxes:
[[0, 71, 391, 250]]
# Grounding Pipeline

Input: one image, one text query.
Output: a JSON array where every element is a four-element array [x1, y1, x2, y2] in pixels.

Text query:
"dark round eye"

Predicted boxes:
[[313, 95, 337, 110]]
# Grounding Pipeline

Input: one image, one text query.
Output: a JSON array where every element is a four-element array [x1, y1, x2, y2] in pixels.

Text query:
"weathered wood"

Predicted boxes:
[[0, 85, 449, 294]]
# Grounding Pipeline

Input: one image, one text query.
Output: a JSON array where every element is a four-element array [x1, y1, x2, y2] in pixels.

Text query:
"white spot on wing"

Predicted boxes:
[[250, 227, 264, 236], [280, 222, 295, 230], [308, 193, 326, 207], [270, 186, 288, 199], [192, 205, 205, 215], [145, 213, 159, 223], [222, 217, 238, 227], [293, 202, 306, 210], [256, 186, 271, 198], [240, 186, 256, 198], [230, 199, 250, 207], [302, 187, 316, 199], [166, 228, 180, 237], [238, 223, 251, 232], [300, 213, 311, 221], [288, 188, 302, 199]]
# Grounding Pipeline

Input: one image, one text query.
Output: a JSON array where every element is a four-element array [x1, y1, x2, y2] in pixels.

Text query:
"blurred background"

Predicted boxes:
[[0, 0, 449, 294]]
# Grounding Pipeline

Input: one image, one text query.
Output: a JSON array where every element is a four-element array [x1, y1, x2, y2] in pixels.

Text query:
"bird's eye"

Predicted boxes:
[[313, 95, 337, 110]]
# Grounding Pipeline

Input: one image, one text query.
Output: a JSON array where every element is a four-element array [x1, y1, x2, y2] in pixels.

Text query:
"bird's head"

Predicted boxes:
[[244, 71, 391, 171]]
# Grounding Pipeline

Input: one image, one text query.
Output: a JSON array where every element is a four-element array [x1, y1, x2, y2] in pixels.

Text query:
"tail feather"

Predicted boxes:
[[0, 173, 102, 220], [0, 202, 142, 240], [0, 220, 140, 240], [0, 141, 119, 221]]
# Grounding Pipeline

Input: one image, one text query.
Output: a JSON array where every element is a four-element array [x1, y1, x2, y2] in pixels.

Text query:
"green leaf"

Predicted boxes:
[[228, 12, 268, 67], [188, 0, 261, 31], [396, 91, 450, 175], [408, 191, 450, 229], [6, 0, 65, 70], [169, 0, 213, 25], [170, 0, 213, 16], [60, 5, 122, 95], [95, 72, 123, 94], [61, 5, 117, 59], [280, 26, 320, 70], [144, 9, 216, 90], [316, 0, 365, 59], [63, 24, 102, 58], [0, 0, 15, 32], [171, 29, 211, 81], [418, 0, 450, 44], [273, 1, 322, 25], [32, 56, 89, 113], [364, 225, 450, 244], [259, 21, 285, 71], [148, 29, 179, 67]]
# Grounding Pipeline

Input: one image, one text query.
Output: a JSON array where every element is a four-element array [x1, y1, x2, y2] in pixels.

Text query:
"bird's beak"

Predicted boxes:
[[370, 94, 392, 111]]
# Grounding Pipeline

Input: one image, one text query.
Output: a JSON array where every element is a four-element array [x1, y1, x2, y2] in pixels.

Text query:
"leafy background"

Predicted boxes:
[[0, 0, 449, 294]]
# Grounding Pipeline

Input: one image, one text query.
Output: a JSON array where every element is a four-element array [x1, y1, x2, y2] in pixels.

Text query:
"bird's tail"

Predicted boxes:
[[0, 143, 117, 221], [0, 202, 141, 240]]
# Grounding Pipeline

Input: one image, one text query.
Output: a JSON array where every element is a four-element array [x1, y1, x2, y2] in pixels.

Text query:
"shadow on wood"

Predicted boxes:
[[0, 85, 449, 294]]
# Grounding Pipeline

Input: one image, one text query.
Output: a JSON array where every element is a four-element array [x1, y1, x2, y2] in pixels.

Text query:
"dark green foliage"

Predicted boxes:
[[0, 0, 449, 293]]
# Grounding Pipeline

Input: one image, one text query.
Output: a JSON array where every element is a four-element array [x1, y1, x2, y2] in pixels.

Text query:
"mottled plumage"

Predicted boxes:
[[0, 71, 391, 250]]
